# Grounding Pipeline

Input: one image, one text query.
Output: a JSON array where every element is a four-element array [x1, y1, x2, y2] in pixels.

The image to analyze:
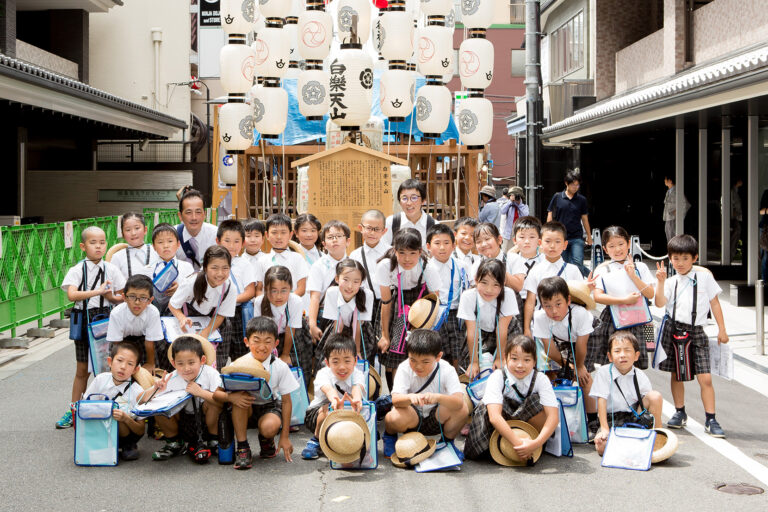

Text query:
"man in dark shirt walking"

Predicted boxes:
[[546, 169, 593, 276]]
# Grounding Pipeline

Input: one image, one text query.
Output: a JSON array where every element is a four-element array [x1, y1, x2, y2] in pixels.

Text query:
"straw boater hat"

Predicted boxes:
[[567, 280, 596, 310], [105, 243, 128, 262], [408, 293, 440, 330], [461, 384, 474, 425], [367, 366, 382, 400], [391, 432, 437, 468], [287, 240, 306, 258], [221, 354, 271, 381], [651, 428, 679, 463], [133, 367, 157, 389], [318, 410, 371, 464], [167, 333, 217, 367], [489, 420, 543, 467]]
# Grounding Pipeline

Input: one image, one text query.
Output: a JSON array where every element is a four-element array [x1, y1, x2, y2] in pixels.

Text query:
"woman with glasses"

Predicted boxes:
[[380, 179, 437, 250]]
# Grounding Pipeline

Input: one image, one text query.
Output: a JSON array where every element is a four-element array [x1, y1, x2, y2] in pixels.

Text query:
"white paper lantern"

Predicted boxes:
[[380, 68, 415, 122], [220, 101, 254, 150], [419, 0, 453, 16], [379, 10, 414, 62], [284, 19, 299, 68], [415, 83, 451, 138], [329, 45, 374, 129], [259, 0, 290, 19], [337, 0, 371, 45], [219, 152, 238, 185], [416, 24, 453, 77], [220, 0, 255, 35], [456, 96, 493, 148], [459, 36, 494, 90], [460, 0, 494, 29], [298, 7, 333, 61], [220, 39, 256, 95], [252, 23, 290, 79], [252, 83, 288, 138], [298, 68, 330, 120]]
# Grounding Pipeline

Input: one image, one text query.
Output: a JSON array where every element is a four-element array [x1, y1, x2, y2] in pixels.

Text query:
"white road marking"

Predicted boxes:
[[662, 401, 768, 486]]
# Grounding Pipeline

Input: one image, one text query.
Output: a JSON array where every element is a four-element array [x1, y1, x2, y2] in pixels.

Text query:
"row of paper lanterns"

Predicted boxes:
[[218, 0, 496, 166]]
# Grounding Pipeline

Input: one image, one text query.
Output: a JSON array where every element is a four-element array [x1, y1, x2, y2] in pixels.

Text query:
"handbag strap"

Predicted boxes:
[[671, 274, 697, 328], [360, 246, 375, 292], [556, 261, 567, 277], [510, 368, 538, 402], [80, 261, 106, 311], [416, 365, 440, 394], [177, 224, 200, 270]]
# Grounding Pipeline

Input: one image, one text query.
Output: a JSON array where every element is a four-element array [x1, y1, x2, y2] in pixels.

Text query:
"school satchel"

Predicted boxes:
[[74, 396, 119, 467]]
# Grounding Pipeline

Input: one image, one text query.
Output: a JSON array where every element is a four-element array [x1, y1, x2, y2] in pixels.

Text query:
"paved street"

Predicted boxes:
[[1, 334, 767, 512]]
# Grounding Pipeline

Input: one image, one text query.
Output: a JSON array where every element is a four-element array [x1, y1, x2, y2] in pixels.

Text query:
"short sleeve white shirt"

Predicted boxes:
[[230, 256, 257, 300], [253, 293, 304, 334], [523, 257, 584, 298], [589, 364, 652, 414], [381, 211, 434, 250], [663, 268, 721, 326], [374, 259, 442, 294], [62, 260, 127, 309], [350, 241, 391, 300], [457, 287, 519, 331], [482, 368, 557, 408], [169, 274, 237, 317], [427, 256, 472, 310], [162, 364, 222, 413], [594, 260, 655, 297], [84, 372, 145, 417], [391, 359, 463, 414], [307, 254, 345, 294], [531, 305, 594, 342], [507, 252, 544, 299], [106, 302, 164, 342], [239, 353, 299, 397], [111, 244, 157, 279], [322, 286, 374, 325], [309, 366, 366, 408], [259, 250, 310, 291]]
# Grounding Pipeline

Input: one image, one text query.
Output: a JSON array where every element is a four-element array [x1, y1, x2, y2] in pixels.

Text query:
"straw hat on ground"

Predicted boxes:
[[408, 293, 440, 330], [221, 354, 271, 381], [167, 333, 217, 367], [651, 428, 679, 463], [368, 366, 382, 400], [105, 243, 128, 263], [567, 280, 596, 310], [134, 367, 157, 389], [391, 432, 437, 468], [318, 410, 371, 464], [489, 420, 543, 467]]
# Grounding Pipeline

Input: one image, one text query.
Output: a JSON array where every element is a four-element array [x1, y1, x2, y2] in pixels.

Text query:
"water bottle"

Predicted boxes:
[[479, 352, 494, 371], [217, 404, 234, 465]]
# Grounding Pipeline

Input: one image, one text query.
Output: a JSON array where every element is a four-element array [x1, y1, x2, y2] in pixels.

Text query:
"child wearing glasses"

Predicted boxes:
[[106, 274, 165, 373], [381, 179, 437, 250]]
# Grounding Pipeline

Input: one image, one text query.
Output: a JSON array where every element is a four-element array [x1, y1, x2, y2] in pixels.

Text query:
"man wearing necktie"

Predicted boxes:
[[175, 189, 219, 270]]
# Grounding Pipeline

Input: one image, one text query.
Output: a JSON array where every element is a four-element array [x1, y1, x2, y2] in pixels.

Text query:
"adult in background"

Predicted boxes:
[[547, 169, 593, 276], [381, 178, 437, 250], [730, 177, 743, 259], [479, 186, 501, 227], [176, 188, 218, 270], [759, 190, 768, 279], [663, 174, 689, 242], [501, 186, 529, 252]]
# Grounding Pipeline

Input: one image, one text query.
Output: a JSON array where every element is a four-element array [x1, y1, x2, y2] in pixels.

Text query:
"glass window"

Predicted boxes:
[[550, 11, 584, 80]]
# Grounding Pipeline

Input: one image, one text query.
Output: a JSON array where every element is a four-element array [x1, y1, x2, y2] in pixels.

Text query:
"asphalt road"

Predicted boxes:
[[1, 343, 767, 512]]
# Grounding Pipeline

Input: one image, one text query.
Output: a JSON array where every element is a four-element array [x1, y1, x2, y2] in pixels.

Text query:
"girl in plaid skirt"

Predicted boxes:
[[465, 335, 559, 461]]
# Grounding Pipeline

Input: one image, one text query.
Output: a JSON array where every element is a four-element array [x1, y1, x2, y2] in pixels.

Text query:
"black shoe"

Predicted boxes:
[[234, 447, 253, 470], [152, 439, 184, 461], [667, 410, 687, 429], [120, 443, 140, 461], [259, 435, 277, 459], [705, 418, 725, 438]]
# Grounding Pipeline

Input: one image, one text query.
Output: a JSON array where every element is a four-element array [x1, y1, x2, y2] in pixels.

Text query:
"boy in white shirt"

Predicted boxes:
[[259, 213, 310, 297], [301, 334, 365, 460], [106, 274, 165, 373], [241, 218, 266, 270], [383, 329, 468, 459], [218, 317, 297, 468], [453, 217, 479, 268], [590, 331, 663, 455], [655, 234, 728, 437], [148, 223, 195, 317], [308, 220, 351, 342], [83, 341, 146, 461], [350, 209, 390, 343], [56, 226, 126, 429], [426, 223, 472, 368], [523, 221, 584, 337], [217, 220, 257, 363], [506, 216, 543, 319]]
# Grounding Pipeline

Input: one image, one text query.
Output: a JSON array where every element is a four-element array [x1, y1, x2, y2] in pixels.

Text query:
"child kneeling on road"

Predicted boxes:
[[383, 329, 468, 459], [590, 331, 663, 456], [220, 317, 296, 469], [301, 333, 365, 460], [465, 335, 558, 461], [83, 341, 146, 461], [140, 335, 223, 461]]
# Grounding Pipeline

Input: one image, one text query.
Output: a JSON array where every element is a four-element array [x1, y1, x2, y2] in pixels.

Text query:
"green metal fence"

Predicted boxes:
[[0, 209, 183, 337]]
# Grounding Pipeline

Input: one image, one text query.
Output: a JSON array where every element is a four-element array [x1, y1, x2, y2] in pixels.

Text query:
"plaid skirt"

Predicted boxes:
[[73, 306, 112, 363], [437, 308, 465, 362], [276, 328, 313, 388], [458, 316, 522, 370], [658, 319, 710, 377], [465, 394, 544, 460], [588, 308, 649, 370], [222, 305, 250, 363], [381, 285, 426, 369]]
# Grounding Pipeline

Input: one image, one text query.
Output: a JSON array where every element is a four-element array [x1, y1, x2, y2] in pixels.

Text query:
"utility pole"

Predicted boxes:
[[524, 0, 542, 216]]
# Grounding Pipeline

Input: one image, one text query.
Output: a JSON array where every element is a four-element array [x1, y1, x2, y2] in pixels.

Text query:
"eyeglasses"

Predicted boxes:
[[325, 235, 347, 241], [361, 225, 383, 233], [268, 289, 291, 296], [400, 195, 422, 203], [125, 295, 151, 304]]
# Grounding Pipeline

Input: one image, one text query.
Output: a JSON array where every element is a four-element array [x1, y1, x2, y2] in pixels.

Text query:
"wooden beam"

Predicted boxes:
[[466, 153, 479, 218]]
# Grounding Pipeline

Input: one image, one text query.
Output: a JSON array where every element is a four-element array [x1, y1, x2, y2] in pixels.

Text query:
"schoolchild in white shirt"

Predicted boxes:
[[84, 342, 146, 461], [457, 259, 520, 379], [453, 217, 479, 268], [655, 234, 728, 437], [148, 223, 195, 317], [111, 212, 156, 279], [217, 220, 257, 364], [56, 226, 126, 430], [308, 220, 350, 342], [106, 275, 164, 372], [506, 216, 543, 318], [522, 221, 584, 337], [590, 331, 663, 455], [293, 213, 323, 266], [470, 223, 514, 288], [169, 246, 237, 369], [350, 209, 390, 342], [426, 223, 472, 368], [241, 218, 266, 272], [465, 335, 559, 462], [259, 214, 310, 297]]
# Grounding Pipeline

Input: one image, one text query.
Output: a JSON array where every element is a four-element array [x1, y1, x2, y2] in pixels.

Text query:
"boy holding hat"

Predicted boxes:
[[383, 329, 468, 458], [217, 317, 297, 469]]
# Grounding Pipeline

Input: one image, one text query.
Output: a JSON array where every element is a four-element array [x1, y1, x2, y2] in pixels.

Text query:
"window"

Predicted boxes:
[[510, 49, 525, 77], [510, 1, 525, 24], [550, 11, 584, 80]]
